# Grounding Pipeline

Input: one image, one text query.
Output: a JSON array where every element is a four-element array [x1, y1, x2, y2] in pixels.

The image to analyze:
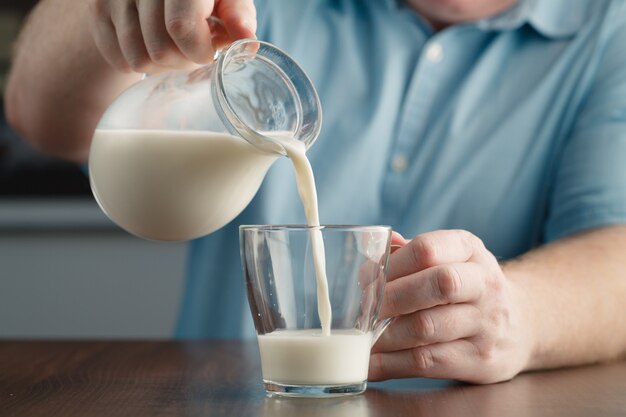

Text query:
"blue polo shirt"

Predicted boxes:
[[176, 0, 626, 338]]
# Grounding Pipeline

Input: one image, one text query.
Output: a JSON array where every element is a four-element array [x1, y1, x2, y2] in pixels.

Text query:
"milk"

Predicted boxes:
[[89, 129, 277, 241], [258, 329, 373, 385], [277, 138, 332, 337]]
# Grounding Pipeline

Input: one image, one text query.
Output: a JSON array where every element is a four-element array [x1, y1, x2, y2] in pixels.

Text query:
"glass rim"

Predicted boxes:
[[215, 39, 322, 155], [239, 224, 392, 233]]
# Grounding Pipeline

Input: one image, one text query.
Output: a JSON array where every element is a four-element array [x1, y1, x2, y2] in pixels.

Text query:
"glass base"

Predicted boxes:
[[264, 380, 367, 397]]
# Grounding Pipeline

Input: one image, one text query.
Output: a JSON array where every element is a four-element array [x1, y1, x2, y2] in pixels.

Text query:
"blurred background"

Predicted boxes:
[[0, 1, 187, 339]]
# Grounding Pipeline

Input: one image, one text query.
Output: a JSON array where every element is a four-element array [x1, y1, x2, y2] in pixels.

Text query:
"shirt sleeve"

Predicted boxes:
[[544, 2, 626, 242]]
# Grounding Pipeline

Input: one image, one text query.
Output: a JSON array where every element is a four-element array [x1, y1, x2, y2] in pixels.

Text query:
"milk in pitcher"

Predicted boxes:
[[89, 129, 278, 241]]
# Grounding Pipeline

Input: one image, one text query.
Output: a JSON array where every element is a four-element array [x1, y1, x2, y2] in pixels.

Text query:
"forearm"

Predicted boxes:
[[504, 225, 626, 371], [5, 0, 139, 162]]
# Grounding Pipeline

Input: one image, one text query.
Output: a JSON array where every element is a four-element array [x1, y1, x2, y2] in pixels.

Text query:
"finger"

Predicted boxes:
[[207, 16, 232, 50], [380, 262, 485, 318], [165, 0, 215, 64], [369, 339, 483, 382], [214, 0, 257, 39], [136, 0, 187, 68], [111, 2, 151, 71], [89, 0, 130, 71], [388, 230, 484, 281], [390, 231, 407, 253], [373, 304, 481, 353]]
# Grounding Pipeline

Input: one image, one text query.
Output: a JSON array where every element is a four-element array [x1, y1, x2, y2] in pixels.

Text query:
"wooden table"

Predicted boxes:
[[1, 341, 625, 416]]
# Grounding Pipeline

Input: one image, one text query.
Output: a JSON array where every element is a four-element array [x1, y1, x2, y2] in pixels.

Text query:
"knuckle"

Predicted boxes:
[[411, 236, 438, 267], [89, 0, 110, 21], [413, 311, 436, 340], [466, 340, 518, 384], [473, 234, 486, 250], [486, 272, 503, 293], [435, 265, 462, 301], [477, 341, 497, 363], [126, 53, 149, 72], [411, 347, 434, 370], [457, 229, 483, 255], [457, 228, 473, 240], [146, 45, 172, 65], [454, 228, 482, 252], [117, 32, 149, 71], [166, 17, 196, 41], [385, 285, 402, 316], [456, 229, 475, 243], [487, 307, 509, 329]]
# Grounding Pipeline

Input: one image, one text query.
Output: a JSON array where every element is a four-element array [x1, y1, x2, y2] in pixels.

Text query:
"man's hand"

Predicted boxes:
[[369, 230, 532, 384], [88, 0, 257, 72]]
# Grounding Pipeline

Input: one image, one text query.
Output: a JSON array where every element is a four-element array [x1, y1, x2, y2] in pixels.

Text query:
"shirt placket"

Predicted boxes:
[[381, 35, 451, 225]]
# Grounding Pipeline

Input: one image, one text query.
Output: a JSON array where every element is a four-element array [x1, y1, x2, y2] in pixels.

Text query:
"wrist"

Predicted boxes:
[[502, 261, 541, 373]]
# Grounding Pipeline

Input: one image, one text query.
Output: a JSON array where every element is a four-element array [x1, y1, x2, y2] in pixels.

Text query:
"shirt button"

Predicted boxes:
[[426, 42, 444, 63], [391, 154, 408, 173]]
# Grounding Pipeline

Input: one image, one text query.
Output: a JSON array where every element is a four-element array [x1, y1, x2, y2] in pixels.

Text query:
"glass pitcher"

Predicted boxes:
[[88, 39, 322, 241]]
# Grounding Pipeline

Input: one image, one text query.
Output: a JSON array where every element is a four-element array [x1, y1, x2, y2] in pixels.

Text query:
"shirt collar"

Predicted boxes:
[[477, 0, 586, 38]]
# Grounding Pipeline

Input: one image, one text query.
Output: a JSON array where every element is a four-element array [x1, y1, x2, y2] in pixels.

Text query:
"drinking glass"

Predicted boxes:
[[240, 225, 392, 397]]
